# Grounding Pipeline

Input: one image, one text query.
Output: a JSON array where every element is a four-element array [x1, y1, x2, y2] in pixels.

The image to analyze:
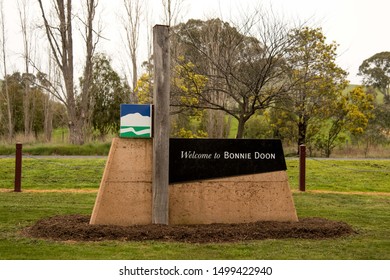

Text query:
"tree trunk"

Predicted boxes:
[[236, 116, 246, 139], [23, 78, 32, 137], [43, 94, 52, 142], [19, 0, 33, 138], [122, 0, 141, 103], [1, 2, 12, 142], [4, 78, 13, 142], [131, 55, 138, 97], [79, 0, 97, 143], [67, 103, 84, 145], [38, 0, 98, 145]]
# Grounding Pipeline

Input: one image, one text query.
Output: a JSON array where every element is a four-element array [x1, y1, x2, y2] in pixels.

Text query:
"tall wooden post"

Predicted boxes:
[[14, 143, 22, 192], [152, 25, 170, 224], [299, 144, 306, 192]]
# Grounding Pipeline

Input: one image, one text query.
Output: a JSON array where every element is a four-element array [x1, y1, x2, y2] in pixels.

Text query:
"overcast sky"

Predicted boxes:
[[2, 0, 389, 85], [185, 0, 390, 84]]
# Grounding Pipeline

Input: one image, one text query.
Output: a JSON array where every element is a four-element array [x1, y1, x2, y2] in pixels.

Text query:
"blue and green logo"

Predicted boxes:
[[120, 104, 152, 138]]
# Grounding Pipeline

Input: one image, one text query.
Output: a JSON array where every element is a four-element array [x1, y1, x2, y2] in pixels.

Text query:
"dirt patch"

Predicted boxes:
[[23, 215, 355, 243]]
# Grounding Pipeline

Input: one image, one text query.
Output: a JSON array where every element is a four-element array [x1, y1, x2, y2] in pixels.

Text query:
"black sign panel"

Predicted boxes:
[[169, 139, 287, 184]]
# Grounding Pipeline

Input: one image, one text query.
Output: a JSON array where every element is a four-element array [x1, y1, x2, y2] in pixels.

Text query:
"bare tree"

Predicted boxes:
[[122, 0, 142, 100], [43, 90, 53, 142], [18, 0, 34, 138], [0, 0, 13, 142], [80, 0, 100, 141], [171, 11, 297, 138], [39, 47, 56, 142], [38, 0, 99, 144], [202, 20, 228, 138], [161, 0, 187, 27]]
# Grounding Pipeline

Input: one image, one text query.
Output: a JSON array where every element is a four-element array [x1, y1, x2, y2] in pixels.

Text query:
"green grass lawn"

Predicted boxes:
[[0, 158, 105, 190], [287, 158, 390, 193], [0, 157, 389, 259], [0, 142, 111, 156], [1, 157, 389, 192]]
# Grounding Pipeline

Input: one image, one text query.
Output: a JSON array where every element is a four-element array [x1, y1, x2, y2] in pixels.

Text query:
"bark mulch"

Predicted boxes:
[[23, 215, 356, 243]]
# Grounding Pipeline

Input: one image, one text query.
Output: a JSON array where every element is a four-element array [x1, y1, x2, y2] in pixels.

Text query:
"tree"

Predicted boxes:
[[18, 0, 34, 138], [366, 103, 390, 141], [171, 15, 295, 138], [38, 0, 99, 144], [283, 27, 348, 150], [1, 73, 24, 136], [170, 58, 208, 137], [314, 86, 374, 157], [88, 54, 129, 140], [358, 51, 390, 103], [135, 57, 209, 137], [0, 0, 12, 142], [35, 63, 58, 142], [161, 0, 187, 27], [0, 71, 66, 140], [80, 0, 100, 142], [135, 71, 153, 104], [122, 0, 142, 99]]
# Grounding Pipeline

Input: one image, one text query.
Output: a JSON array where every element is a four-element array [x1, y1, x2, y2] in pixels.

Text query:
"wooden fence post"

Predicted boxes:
[[14, 143, 22, 192], [152, 25, 170, 224], [299, 144, 306, 192]]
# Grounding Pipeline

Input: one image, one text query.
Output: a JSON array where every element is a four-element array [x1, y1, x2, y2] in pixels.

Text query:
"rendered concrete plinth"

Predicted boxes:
[[90, 138, 298, 226], [90, 138, 153, 225], [169, 171, 298, 224]]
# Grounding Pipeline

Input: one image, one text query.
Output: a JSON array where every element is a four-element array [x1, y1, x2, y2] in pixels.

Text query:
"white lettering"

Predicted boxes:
[[254, 152, 276, 159], [181, 151, 212, 159], [224, 152, 252, 159]]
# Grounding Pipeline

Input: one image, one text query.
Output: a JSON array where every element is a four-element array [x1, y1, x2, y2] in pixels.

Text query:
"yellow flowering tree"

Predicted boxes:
[[314, 86, 375, 157]]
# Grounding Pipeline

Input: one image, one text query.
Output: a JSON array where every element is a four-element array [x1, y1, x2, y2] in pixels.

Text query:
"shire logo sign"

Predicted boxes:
[[169, 138, 287, 183], [120, 104, 152, 138]]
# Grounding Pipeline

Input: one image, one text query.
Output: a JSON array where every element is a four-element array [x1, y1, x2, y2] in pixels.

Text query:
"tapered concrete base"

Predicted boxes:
[[90, 138, 298, 226]]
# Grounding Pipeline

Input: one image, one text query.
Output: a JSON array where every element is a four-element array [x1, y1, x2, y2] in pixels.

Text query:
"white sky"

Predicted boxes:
[[185, 0, 390, 84], [2, 0, 390, 85]]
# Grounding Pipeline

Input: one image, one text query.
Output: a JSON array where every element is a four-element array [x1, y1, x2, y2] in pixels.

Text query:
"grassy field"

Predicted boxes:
[[287, 158, 390, 193], [1, 157, 389, 193], [0, 157, 389, 259], [0, 157, 105, 190], [0, 142, 111, 156]]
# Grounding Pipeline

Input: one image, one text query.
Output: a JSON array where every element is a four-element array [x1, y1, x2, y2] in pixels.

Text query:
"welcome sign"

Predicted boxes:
[[169, 139, 287, 183], [120, 104, 152, 138], [91, 25, 298, 226]]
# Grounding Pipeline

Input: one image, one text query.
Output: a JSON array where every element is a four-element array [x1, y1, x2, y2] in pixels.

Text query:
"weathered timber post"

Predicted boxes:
[[152, 25, 170, 224], [299, 144, 306, 192], [14, 143, 22, 192]]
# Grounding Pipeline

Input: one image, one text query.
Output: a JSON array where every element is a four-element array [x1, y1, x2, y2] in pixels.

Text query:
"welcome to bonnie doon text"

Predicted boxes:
[[180, 151, 276, 160]]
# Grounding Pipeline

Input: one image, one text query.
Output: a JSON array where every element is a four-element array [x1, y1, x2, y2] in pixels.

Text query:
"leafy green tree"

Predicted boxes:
[[0, 72, 67, 141], [361, 101, 390, 152], [265, 105, 298, 142], [2, 73, 24, 134], [358, 52, 390, 103], [135, 56, 208, 137], [283, 27, 349, 151], [314, 86, 374, 157], [88, 54, 130, 140], [243, 114, 273, 139], [135, 72, 153, 104], [170, 57, 209, 137]]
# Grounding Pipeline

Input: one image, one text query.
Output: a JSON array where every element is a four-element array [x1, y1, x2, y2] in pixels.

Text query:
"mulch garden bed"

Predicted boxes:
[[23, 215, 356, 243]]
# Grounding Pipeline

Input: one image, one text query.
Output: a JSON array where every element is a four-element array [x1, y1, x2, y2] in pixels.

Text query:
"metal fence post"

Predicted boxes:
[[14, 143, 23, 192], [299, 144, 306, 192]]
